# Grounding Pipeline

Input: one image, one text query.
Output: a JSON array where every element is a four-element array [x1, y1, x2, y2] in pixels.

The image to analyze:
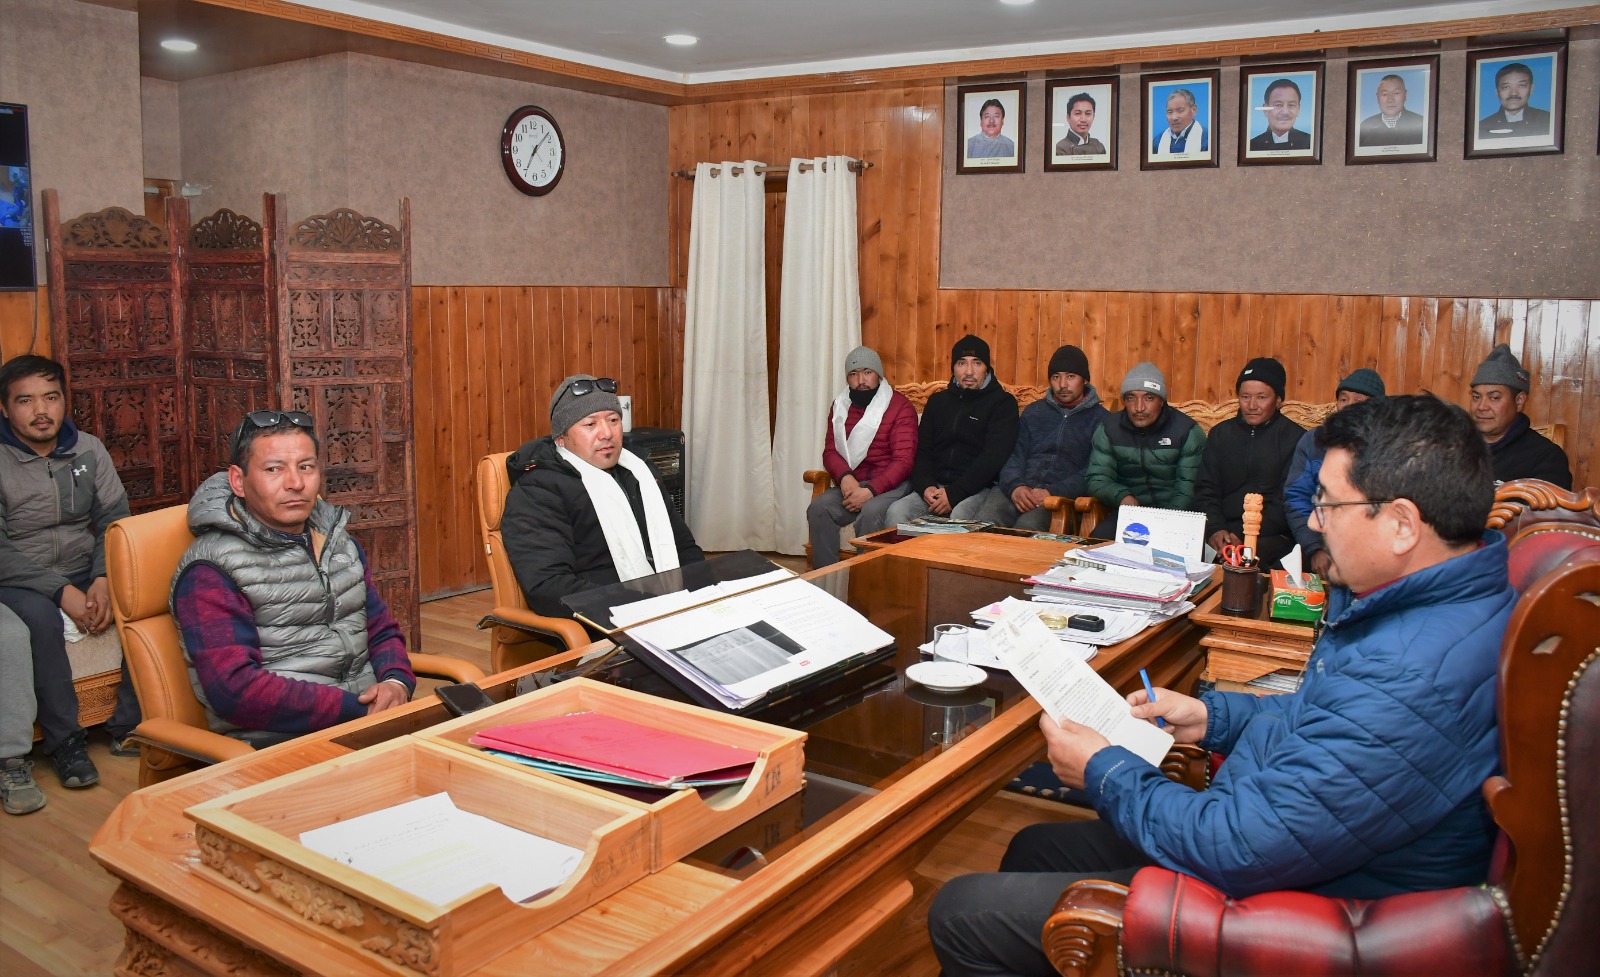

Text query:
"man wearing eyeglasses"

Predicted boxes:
[[169, 410, 415, 747], [502, 375, 703, 619], [931, 395, 1514, 977]]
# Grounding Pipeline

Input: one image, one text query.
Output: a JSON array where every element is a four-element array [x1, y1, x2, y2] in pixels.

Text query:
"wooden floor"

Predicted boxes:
[[1, 575, 1086, 977]]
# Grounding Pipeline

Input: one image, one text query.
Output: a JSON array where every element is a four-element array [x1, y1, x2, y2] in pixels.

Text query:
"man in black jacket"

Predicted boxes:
[[1193, 357, 1305, 569], [884, 335, 1020, 528], [502, 375, 703, 620], [1468, 344, 1570, 488]]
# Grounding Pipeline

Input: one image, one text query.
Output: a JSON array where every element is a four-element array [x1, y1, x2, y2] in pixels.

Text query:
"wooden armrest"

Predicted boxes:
[[1043, 878, 1130, 977], [131, 717, 255, 766], [803, 469, 834, 500], [1041, 495, 1074, 535], [1074, 497, 1109, 537], [477, 607, 590, 650], [410, 653, 486, 684], [1160, 743, 1212, 790]]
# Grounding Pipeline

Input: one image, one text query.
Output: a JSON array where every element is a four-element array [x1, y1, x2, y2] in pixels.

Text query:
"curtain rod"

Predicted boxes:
[[671, 158, 872, 179]]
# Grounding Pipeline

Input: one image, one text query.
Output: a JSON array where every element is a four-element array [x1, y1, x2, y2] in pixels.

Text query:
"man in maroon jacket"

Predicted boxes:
[[807, 346, 919, 568]]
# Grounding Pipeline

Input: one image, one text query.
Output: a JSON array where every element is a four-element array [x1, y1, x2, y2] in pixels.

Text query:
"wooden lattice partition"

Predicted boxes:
[[43, 190, 189, 513]]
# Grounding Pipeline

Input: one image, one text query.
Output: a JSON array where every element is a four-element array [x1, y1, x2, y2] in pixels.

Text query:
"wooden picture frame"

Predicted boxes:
[[1141, 69, 1220, 170], [956, 82, 1026, 174], [1346, 54, 1439, 164], [1238, 63, 1324, 166], [1465, 42, 1566, 159], [1045, 77, 1118, 171]]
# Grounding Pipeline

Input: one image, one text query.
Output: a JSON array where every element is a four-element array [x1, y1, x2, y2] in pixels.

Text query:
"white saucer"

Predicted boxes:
[[906, 661, 987, 693]]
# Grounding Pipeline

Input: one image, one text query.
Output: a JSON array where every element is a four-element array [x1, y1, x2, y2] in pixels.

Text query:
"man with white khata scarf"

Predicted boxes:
[[503, 375, 704, 619], [806, 346, 919, 568]]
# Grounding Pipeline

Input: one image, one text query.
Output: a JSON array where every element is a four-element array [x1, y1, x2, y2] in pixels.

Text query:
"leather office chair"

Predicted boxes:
[[1042, 481, 1600, 977], [474, 452, 590, 672], [107, 504, 485, 788]]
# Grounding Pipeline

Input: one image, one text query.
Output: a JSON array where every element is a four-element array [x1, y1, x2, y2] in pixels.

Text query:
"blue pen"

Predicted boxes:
[[1139, 668, 1167, 728]]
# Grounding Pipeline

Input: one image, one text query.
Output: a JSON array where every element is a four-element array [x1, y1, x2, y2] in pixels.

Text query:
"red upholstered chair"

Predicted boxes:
[[1043, 480, 1600, 977]]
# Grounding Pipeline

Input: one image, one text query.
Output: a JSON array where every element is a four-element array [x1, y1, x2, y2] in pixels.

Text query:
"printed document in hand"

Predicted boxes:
[[985, 604, 1173, 766], [298, 792, 583, 907]]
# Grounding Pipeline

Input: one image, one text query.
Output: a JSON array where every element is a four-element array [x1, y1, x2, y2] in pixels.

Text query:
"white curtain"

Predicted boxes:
[[771, 156, 863, 554], [683, 160, 777, 552]]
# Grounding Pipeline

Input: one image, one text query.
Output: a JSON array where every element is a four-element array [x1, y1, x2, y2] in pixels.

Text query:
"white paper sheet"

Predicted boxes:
[[984, 605, 1174, 766], [970, 596, 1149, 646], [608, 567, 796, 629]]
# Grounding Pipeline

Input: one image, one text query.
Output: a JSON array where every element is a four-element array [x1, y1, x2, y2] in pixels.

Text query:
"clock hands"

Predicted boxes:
[[522, 130, 553, 179]]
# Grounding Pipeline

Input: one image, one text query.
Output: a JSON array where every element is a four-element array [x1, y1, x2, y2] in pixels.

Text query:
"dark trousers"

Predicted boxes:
[[0, 580, 141, 753], [929, 819, 1152, 977]]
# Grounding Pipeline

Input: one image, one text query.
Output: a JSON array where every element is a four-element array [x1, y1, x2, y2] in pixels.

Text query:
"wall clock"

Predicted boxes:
[[501, 105, 565, 196]]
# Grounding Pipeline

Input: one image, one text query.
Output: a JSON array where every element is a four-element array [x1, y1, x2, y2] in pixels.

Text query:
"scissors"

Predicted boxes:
[[1220, 544, 1255, 567]]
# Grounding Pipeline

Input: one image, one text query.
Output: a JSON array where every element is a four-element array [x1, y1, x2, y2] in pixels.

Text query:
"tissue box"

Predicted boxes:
[[1270, 569, 1326, 622]]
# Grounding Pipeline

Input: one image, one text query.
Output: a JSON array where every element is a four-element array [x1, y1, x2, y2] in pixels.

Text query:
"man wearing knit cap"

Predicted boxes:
[[884, 335, 1020, 527], [1193, 356, 1305, 568], [807, 346, 919, 568], [1085, 362, 1206, 531], [1468, 344, 1571, 488], [975, 345, 1107, 530], [1283, 368, 1388, 577], [502, 375, 703, 620]]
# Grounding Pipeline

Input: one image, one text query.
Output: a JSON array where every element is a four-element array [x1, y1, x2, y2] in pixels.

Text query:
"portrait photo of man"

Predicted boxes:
[[1046, 78, 1116, 170], [1467, 45, 1565, 158], [1348, 56, 1437, 162], [957, 82, 1026, 174], [1240, 65, 1321, 164], [1142, 70, 1218, 169]]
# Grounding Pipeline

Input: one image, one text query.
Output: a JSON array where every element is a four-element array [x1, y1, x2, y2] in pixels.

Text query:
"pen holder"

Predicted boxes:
[[1220, 564, 1262, 616]]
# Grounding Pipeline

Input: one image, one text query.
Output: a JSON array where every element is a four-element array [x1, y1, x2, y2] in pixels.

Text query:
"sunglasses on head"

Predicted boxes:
[[230, 410, 315, 453], [563, 377, 618, 398]]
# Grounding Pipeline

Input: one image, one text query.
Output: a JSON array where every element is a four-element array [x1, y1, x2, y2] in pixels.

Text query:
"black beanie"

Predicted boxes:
[[1236, 356, 1286, 399], [1047, 344, 1090, 382], [952, 334, 991, 369]]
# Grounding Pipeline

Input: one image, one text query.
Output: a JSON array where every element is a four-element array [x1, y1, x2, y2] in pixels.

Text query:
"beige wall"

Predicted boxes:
[[175, 51, 668, 286], [941, 29, 1600, 298], [139, 77, 181, 180]]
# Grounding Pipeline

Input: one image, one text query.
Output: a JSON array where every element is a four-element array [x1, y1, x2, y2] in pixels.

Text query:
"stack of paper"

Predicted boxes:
[[969, 596, 1151, 646], [1025, 563, 1195, 613], [895, 516, 992, 536]]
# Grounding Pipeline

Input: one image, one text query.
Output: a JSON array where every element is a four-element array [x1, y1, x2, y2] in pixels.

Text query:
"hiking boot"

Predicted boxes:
[[2, 757, 47, 815], [49, 732, 99, 789]]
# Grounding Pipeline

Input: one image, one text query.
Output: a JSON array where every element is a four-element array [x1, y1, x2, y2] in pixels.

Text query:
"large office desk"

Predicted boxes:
[[91, 534, 1207, 977]]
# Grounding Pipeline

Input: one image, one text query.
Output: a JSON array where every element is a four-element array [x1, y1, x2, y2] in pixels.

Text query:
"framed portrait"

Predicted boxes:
[[1465, 43, 1566, 159], [1346, 55, 1438, 164], [956, 82, 1026, 174], [1238, 63, 1323, 166], [1141, 69, 1220, 170], [1045, 77, 1117, 171]]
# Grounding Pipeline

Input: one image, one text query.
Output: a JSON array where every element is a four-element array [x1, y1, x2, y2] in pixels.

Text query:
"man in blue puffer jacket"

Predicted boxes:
[[930, 394, 1515, 977]]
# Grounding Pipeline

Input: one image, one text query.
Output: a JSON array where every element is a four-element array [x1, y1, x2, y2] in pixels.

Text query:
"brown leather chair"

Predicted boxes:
[[474, 452, 590, 673], [106, 504, 485, 787]]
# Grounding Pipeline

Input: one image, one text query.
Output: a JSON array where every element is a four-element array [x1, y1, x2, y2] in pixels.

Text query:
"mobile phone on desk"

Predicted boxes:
[[435, 682, 496, 717]]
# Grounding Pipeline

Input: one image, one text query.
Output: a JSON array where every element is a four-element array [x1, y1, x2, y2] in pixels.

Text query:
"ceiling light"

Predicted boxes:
[[998, 0, 1036, 6], [663, 34, 698, 46], [160, 39, 199, 52]]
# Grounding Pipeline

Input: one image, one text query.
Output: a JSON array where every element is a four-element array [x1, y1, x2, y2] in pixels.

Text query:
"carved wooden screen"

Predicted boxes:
[[273, 197, 419, 648], [44, 191, 189, 513], [184, 198, 274, 485]]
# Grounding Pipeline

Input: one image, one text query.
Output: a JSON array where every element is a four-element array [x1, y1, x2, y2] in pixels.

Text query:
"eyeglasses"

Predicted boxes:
[[230, 410, 315, 453], [1309, 488, 1395, 524], [563, 377, 618, 398]]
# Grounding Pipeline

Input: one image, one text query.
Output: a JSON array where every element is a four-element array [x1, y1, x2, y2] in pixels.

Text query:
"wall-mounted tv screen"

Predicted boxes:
[[0, 102, 37, 291]]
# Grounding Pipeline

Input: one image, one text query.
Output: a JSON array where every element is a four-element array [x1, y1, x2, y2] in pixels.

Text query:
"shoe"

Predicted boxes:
[[2, 757, 47, 815], [109, 735, 140, 758], [49, 732, 99, 789]]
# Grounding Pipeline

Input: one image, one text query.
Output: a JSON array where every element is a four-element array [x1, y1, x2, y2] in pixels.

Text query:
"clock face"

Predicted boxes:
[[501, 106, 565, 196]]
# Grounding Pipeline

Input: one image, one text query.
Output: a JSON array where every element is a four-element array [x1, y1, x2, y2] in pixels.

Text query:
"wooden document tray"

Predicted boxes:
[[423, 677, 807, 869], [185, 738, 650, 977]]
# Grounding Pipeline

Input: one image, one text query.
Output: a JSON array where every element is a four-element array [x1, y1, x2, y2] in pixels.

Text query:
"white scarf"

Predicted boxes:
[[557, 446, 680, 582], [831, 382, 893, 469]]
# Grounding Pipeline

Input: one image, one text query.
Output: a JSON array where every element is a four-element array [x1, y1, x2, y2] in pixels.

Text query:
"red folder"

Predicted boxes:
[[468, 711, 758, 787]]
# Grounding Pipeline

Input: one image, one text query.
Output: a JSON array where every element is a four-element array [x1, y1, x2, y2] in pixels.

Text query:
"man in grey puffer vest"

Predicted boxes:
[[170, 411, 415, 748]]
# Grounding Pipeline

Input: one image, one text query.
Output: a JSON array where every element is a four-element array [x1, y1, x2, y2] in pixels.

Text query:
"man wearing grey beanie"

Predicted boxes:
[[1468, 344, 1570, 488], [1084, 362, 1206, 532], [808, 347, 918, 567], [502, 375, 704, 619], [1283, 368, 1388, 577]]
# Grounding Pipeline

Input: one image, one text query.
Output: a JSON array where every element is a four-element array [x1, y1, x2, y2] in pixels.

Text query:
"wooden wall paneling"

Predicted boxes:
[[412, 287, 441, 594], [1295, 295, 1330, 401], [1576, 303, 1600, 495], [43, 190, 190, 514], [1541, 301, 1591, 462], [1184, 294, 1222, 402], [481, 285, 506, 455], [915, 83, 944, 378], [0, 288, 49, 360]]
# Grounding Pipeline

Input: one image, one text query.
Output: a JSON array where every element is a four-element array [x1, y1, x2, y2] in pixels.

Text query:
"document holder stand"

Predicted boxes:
[[562, 549, 786, 633]]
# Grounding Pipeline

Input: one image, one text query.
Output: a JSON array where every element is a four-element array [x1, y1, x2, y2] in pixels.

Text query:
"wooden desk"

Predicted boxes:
[[1191, 586, 1318, 694], [91, 534, 1205, 977]]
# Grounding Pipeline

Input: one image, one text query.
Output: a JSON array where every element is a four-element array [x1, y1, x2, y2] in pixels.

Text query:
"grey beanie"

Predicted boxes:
[[844, 345, 884, 378], [1471, 344, 1530, 393], [1120, 362, 1167, 399], [1336, 368, 1386, 400], [549, 374, 622, 437]]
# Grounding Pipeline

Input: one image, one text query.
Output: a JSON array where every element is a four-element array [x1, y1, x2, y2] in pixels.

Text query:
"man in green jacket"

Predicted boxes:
[[1084, 363, 1206, 532]]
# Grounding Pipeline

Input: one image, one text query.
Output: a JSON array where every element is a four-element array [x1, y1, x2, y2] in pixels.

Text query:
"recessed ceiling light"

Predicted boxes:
[[663, 34, 698, 46], [998, 0, 1036, 6], [160, 39, 199, 52]]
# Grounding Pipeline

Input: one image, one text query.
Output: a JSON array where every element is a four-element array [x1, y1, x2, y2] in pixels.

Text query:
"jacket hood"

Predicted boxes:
[[946, 370, 1006, 401], [507, 435, 576, 484], [0, 415, 80, 457], [1042, 384, 1101, 418], [187, 470, 343, 544]]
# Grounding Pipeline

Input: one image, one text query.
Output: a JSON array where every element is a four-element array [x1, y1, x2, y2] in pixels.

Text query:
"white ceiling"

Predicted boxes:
[[285, 0, 1587, 82]]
